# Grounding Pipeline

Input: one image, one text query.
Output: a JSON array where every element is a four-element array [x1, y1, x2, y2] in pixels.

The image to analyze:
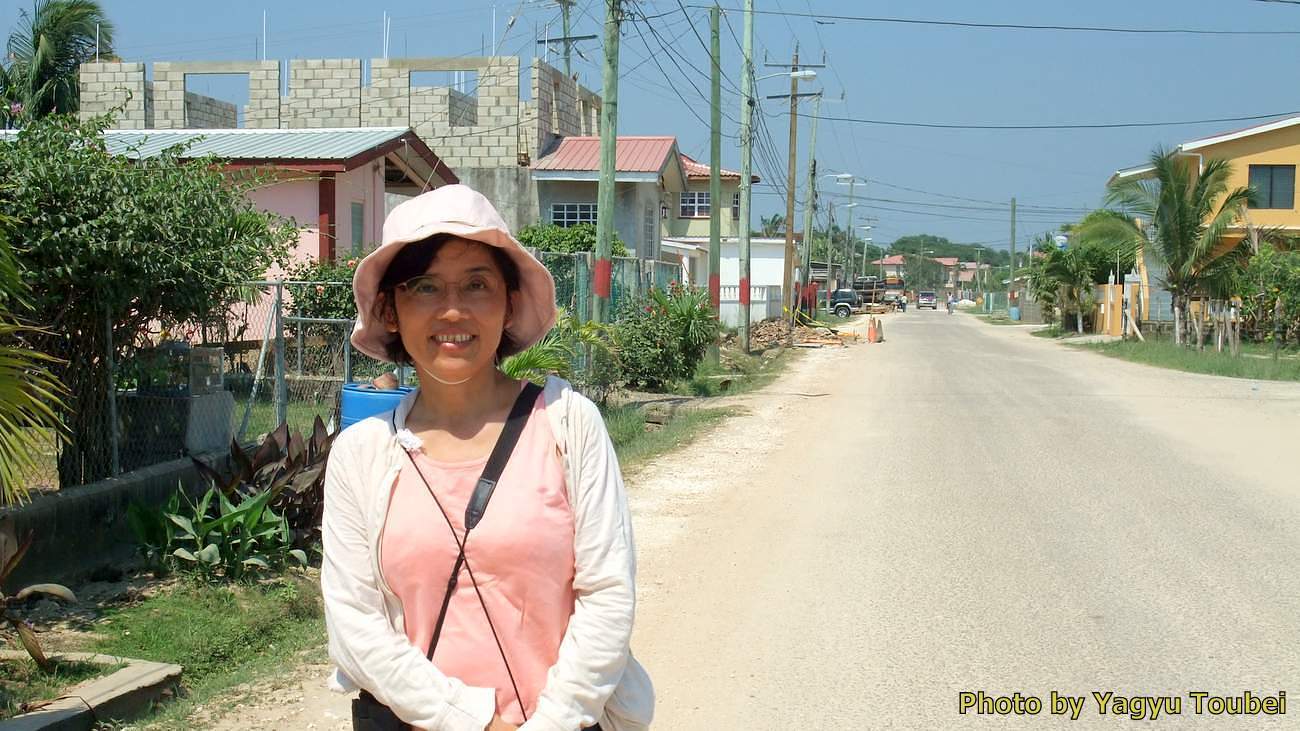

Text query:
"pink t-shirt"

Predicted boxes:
[[379, 392, 576, 725]]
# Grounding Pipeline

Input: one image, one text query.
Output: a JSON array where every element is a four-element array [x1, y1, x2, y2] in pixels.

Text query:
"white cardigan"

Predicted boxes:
[[320, 376, 654, 731]]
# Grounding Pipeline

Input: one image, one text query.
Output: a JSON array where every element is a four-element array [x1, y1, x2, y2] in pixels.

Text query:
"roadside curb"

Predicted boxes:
[[0, 651, 182, 731]]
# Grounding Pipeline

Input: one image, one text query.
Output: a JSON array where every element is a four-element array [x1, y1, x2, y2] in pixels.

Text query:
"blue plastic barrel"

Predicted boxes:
[[1009, 306, 1021, 321], [340, 383, 413, 431]]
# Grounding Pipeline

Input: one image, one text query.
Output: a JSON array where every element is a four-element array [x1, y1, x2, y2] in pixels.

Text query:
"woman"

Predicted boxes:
[[321, 185, 654, 731]]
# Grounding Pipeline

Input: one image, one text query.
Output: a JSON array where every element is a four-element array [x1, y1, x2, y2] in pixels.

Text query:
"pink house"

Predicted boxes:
[[74, 127, 456, 270]]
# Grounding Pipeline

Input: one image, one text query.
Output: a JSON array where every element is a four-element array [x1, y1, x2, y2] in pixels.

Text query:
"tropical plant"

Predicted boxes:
[[0, 114, 295, 488], [515, 223, 628, 257], [0, 518, 76, 671], [190, 418, 336, 550], [165, 485, 306, 581], [651, 283, 718, 373], [1040, 246, 1096, 334], [126, 491, 181, 575], [1101, 148, 1255, 345], [500, 308, 615, 386], [4, 0, 116, 120], [612, 296, 684, 391], [759, 214, 785, 238], [0, 226, 66, 506]]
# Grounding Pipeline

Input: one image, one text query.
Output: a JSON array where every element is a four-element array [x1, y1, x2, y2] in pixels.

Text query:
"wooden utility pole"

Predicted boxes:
[[798, 93, 822, 318], [593, 0, 622, 323], [709, 5, 722, 318], [782, 44, 799, 314], [737, 0, 755, 352], [1008, 196, 1017, 306], [765, 46, 824, 314], [536, 2, 597, 75], [560, 0, 574, 76]]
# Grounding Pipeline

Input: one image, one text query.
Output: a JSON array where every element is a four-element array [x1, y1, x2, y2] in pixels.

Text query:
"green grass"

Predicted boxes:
[[1076, 339, 1300, 381], [72, 574, 326, 729], [680, 347, 794, 398], [602, 405, 729, 471], [0, 657, 121, 720]]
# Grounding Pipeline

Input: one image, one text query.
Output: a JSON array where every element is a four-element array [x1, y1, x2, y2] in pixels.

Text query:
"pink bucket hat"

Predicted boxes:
[[350, 184, 558, 363]]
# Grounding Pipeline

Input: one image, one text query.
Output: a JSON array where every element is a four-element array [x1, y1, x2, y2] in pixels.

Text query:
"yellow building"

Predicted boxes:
[[1111, 115, 1300, 245], [1108, 115, 1300, 323]]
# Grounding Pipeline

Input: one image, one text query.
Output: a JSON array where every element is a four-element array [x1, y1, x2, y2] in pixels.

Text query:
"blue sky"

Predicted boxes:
[[5, 0, 1300, 250]]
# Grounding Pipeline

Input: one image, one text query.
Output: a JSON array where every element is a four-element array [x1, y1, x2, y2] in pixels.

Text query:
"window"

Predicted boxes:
[[551, 203, 597, 227], [732, 191, 741, 220], [679, 191, 710, 218], [644, 206, 657, 253], [350, 202, 364, 255], [1248, 165, 1295, 209]]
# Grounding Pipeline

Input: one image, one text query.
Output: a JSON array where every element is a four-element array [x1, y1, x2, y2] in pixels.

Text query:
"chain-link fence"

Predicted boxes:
[[25, 251, 681, 497]]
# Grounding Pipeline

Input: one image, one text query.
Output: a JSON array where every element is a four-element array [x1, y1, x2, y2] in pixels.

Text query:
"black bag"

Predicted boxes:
[[353, 383, 541, 731]]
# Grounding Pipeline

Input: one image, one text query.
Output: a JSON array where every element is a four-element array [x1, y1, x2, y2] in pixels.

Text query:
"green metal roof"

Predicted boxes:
[[0, 126, 411, 161]]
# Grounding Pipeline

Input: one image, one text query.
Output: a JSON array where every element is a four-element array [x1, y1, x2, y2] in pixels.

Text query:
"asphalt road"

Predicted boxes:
[[632, 310, 1300, 729]]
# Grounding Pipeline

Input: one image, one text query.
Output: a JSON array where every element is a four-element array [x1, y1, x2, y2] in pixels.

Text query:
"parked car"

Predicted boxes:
[[917, 290, 938, 310], [827, 288, 862, 318]]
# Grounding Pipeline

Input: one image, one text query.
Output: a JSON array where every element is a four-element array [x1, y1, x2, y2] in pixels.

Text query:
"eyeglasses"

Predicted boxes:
[[395, 273, 502, 306]]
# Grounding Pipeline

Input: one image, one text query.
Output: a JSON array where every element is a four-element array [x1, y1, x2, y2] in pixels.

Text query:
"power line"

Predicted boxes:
[[655, 5, 1300, 35], [794, 109, 1300, 130]]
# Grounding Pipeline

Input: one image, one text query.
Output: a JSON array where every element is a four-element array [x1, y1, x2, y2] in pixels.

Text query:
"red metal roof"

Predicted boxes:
[[958, 270, 976, 282], [870, 255, 907, 266], [679, 153, 757, 182], [532, 136, 676, 173], [933, 257, 959, 266]]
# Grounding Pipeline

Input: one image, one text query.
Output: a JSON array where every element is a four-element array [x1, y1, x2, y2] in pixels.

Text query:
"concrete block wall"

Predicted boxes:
[[78, 55, 600, 173], [529, 59, 598, 158], [283, 58, 361, 128], [153, 60, 280, 129], [78, 62, 150, 128], [362, 58, 412, 127], [184, 91, 237, 128]]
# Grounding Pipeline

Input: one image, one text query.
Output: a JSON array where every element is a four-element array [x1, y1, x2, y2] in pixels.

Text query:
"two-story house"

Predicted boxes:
[[531, 136, 782, 298], [531, 135, 685, 261], [662, 154, 783, 293], [1110, 114, 1300, 319]]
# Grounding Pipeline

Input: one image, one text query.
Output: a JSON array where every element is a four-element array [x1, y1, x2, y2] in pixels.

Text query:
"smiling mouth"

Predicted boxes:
[[432, 334, 475, 344]]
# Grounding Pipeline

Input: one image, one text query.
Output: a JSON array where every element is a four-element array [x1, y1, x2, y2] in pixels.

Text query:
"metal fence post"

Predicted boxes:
[[295, 296, 304, 376], [104, 310, 121, 477], [274, 282, 287, 427], [344, 319, 353, 384]]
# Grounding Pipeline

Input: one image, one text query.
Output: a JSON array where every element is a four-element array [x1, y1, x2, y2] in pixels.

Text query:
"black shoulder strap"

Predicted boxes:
[[406, 380, 544, 664], [465, 381, 543, 530]]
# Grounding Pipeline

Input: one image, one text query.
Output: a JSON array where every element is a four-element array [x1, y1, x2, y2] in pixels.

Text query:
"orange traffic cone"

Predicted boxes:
[[866, 318, 877, 343]]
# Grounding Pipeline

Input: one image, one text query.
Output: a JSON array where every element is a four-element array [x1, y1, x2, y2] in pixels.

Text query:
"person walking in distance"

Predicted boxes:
[[321, 185, 654, 731]]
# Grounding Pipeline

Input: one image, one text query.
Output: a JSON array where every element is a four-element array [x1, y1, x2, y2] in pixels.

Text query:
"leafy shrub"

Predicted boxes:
[[501, 308, 620, 403], [516, 223, 629, 257], [191, 418, 337, 551], [166, 486, 306, 581], [612, 296, 685, 391], [652, 283, 719, 374]]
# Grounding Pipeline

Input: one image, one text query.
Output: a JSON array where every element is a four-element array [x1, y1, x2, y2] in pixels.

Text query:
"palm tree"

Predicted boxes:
[[1040, 246, 1095, 334], [5, 0, 115, 120], [759, 214, 785, 238], [0, 227, 67, 505], [1100, 148, 1254, 346]]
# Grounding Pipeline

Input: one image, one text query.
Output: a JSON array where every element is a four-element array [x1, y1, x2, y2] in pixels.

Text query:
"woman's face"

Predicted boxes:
[[385, 237, 516, 384]]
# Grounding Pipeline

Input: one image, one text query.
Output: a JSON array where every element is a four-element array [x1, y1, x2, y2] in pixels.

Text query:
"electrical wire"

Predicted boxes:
[[792, 110, 1300, 131], [653, 5, 1300, 36]]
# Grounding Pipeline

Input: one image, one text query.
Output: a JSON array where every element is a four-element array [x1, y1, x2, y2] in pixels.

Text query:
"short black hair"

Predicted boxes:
[[372, 235, 522, 364]]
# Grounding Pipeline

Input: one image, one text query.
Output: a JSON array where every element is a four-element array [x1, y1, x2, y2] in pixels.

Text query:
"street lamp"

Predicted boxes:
[[832, 201, 859, 287], [757, 69, 817, 82]]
